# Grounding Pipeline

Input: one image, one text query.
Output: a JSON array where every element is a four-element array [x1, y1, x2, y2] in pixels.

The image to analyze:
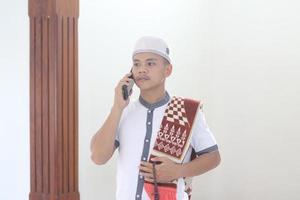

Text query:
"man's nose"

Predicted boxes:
[[137, 64, 148, 74]]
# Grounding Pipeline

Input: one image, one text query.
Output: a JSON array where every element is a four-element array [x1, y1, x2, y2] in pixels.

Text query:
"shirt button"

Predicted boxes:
[[145, 139, 149, 143], [140, 175, 143, 179], [148, 110, 152, 113], [136, 194, 140, 198], [142, 157, 146, 161], [147, 121, 151, 125]]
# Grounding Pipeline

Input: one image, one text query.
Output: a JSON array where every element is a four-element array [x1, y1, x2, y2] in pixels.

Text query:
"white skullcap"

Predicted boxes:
[[132, 36, 171, 63]]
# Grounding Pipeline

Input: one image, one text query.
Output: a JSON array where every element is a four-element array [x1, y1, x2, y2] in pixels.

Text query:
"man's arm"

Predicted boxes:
[[139, 150, 221, 183], [90, 106, 123, 165], [90, 73, 132, 165], [177, 150, 221, 178]]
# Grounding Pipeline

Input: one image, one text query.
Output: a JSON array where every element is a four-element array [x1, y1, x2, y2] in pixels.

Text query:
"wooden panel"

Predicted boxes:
[[30, 16, 36, 193], [56, 15, 63, 195], [29, 192, 79, 200], [29, 0, 79, 199], [41, 16, 50, 194], [29, 0, 79, 17], [74, 18, 79, 191], [68, 17, 75, 192], [62, 15, 68, 194], [35, 16, 43, 194], [48, 15, 57, 195]]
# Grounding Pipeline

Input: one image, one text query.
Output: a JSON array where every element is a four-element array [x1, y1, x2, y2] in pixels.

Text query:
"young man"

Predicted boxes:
[[90, 36, 221, 200]]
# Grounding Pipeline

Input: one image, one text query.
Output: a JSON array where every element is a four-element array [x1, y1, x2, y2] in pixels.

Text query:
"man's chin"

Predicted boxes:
[[136, 84, 153, 92]]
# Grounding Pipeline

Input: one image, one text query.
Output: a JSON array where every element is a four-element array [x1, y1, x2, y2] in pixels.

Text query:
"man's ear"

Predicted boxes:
[[165, 64, 172, 77]]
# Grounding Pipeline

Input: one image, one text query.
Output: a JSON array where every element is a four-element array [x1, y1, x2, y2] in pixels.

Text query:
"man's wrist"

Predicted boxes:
[[111, 105, 123, 115], [176, 163, 184, 179]]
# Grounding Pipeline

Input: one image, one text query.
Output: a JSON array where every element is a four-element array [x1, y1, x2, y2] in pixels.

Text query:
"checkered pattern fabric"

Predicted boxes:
[[164, 97, 190, 127]]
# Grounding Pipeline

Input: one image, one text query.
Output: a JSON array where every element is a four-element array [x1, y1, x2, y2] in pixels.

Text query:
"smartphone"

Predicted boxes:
[[122, 70, 134, 100]]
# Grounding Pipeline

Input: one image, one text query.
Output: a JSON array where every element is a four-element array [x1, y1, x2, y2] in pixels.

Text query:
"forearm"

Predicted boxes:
[[90, 106, 123, 165], [177, 150, 221, 178]]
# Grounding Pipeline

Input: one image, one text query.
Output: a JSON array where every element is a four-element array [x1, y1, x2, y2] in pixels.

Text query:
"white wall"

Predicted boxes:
[[0, 0, 29, 199], [1, 0, 299, 199], [79, 0, 300, 200]]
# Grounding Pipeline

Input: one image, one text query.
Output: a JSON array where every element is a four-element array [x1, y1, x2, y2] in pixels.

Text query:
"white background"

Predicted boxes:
[[1, 0, 300, 199]]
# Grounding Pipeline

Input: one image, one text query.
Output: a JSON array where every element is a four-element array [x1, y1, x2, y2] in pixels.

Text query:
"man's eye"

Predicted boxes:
[[147, 62, 155, 66], [133, 63, 139, 67]]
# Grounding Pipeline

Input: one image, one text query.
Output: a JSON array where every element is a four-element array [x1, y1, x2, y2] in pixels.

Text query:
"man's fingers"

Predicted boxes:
[[140, 172, 153, 179], [144, 177, 154, 183], [139, 165, 152, 173], [122, 73, 133, 81], [151, 156, 168, 163], [119, 79, 131, 85], [140, 161, 153, 168]]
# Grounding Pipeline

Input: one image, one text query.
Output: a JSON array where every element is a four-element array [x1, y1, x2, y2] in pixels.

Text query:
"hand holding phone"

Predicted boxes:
[[122, 72, 134, 100]]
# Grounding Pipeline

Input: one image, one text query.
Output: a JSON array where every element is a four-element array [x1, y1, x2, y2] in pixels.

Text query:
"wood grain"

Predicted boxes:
[[29, 0, 79, 199]]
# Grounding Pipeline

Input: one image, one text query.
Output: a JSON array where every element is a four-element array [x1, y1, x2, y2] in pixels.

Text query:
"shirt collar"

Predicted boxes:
[[139, 91, 170, 110]]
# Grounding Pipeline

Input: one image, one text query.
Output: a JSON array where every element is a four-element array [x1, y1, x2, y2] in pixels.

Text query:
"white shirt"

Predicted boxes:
[[115, 93, 218, 200]]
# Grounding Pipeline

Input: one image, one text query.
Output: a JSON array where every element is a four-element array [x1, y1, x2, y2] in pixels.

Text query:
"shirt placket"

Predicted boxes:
[[135, 108, 154, 200]]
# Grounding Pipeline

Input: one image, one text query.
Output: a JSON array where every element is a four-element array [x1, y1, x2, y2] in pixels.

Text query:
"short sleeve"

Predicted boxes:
[[114, 113, 123, 149], [115, 124, 121, 149], [114, 102, 131, 149], [190, 108, 218, 156], [113, 101, 135, 149], [114, 138, 120, 148]]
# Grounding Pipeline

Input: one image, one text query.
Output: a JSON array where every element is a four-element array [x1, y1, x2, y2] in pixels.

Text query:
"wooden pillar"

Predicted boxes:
[[29, 0, 79, 199]]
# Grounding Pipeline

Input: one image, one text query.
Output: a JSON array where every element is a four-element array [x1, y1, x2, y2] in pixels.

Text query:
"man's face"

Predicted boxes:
[[132, 52, 172, 92]]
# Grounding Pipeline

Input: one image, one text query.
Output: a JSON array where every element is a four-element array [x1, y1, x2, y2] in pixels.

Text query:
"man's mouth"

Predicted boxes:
[[135, 76, 150, 81]]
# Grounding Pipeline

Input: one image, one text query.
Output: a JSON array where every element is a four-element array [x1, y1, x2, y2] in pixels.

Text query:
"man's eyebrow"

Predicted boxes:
[[146, 58, 158, 61]]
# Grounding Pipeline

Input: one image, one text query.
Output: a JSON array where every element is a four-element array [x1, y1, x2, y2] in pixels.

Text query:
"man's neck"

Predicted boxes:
[[140, 89, 166, 104]]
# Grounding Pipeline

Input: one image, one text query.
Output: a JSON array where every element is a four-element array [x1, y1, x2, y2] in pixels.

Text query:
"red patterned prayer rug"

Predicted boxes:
[[144, 96, 201, 200]]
